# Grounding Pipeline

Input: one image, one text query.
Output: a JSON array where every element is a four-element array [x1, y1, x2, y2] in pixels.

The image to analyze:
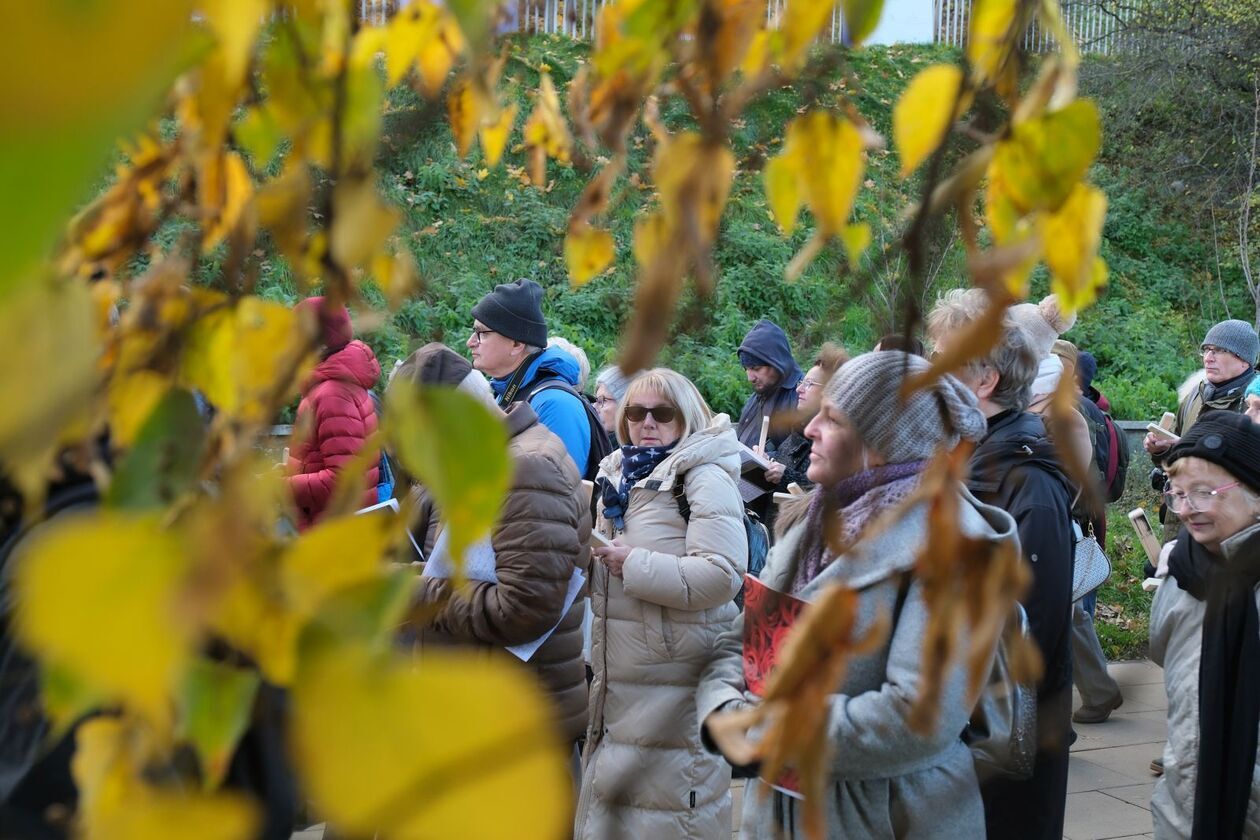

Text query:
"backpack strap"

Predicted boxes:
[[1104, 417, 1120, 483], [672, 471, 692, 523]]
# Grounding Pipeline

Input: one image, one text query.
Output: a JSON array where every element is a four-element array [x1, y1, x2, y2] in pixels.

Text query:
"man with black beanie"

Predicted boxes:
[[468, 278, 603, 479]]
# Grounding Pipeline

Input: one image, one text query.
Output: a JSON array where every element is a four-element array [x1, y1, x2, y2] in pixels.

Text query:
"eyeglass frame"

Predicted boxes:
[[469, 327, 498, 344], [1163, 480, 1241, 513], [624, 404, 678, 424], [593, 395, 618, 408], [1200, 344, 1238, 360]]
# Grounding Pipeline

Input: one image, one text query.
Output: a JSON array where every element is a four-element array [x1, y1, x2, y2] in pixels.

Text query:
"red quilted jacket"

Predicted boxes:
[[286, 340, 381, 529]]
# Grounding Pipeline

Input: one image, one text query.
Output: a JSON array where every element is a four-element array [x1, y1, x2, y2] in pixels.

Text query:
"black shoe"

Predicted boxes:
[[1073, 692, 1123, 724]]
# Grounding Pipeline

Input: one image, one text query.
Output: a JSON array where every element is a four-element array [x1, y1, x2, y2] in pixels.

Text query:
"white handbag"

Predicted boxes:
[[1071, 519, 1111, 602]]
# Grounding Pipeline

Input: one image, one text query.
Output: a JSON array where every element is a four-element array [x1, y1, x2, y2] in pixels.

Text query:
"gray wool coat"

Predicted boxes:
[[695, 482, 1020, 839], [1149, 522, 1260, 839]]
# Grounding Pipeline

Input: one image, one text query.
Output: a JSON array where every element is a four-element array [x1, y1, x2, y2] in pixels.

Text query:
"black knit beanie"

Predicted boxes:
[[470, 278, 548, 347], [1166, 412, 1260, 494]]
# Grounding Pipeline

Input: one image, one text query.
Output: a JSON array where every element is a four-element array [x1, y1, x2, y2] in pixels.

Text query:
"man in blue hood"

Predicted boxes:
[[735, 319, 804, 451], [468, 278, 605, 479]]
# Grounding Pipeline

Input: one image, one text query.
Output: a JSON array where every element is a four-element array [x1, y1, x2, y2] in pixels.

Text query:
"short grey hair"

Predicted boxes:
[[926, 288, 1039, 413], [545, 336, 589, 391], [594, 365, 643, 402]]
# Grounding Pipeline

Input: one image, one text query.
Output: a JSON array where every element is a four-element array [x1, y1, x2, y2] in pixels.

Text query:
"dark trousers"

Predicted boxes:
[[980, 685, 1072, 840]]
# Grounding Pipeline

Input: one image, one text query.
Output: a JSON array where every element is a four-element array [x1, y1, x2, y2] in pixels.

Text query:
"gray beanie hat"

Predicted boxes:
[[822, 351, 987, 462], [1202, 319, 1260, 366]]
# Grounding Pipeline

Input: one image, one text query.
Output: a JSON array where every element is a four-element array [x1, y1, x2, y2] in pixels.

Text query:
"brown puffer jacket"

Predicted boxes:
[[414, 402, 591, 743]]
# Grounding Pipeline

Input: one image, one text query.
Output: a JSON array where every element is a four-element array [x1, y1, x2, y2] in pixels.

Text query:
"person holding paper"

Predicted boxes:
[[696, 351, 1014, 839], [576, 369, 746, 840], [405, 344, 592, 754], [735, 319, 803, 453]]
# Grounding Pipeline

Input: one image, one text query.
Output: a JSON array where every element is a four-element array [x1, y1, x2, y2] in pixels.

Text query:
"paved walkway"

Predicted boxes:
[[293, 660, 1166, 840]]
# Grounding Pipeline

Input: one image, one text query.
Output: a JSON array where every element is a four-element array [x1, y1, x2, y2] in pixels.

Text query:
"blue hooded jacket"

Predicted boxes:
[[491, 345, 593, 477], [736, 319, 803, 449]]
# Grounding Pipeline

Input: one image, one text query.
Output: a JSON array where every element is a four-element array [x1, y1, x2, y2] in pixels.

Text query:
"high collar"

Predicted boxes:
[[503, 401, 538, 438], [1202, 368, 1257, 404]]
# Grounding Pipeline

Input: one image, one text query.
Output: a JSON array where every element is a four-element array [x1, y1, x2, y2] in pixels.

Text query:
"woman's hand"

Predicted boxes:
[[593, 539, 631, 577], [1144, 431, 1174, 457], [763, 461, 786, 485]]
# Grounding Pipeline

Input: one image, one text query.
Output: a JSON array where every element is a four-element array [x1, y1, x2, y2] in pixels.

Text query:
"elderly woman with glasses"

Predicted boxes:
[[575, 368, 747, 840], [1150, 412, 1260, 840]]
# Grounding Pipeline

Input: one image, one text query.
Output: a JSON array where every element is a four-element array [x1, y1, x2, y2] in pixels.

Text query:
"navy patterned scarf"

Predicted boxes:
[[598, 442, 678, 531]]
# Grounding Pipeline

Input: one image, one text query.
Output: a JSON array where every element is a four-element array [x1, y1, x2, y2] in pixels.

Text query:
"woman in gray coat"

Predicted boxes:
[[1149, 412, 1260, 839], [696, 351, 1019, 839]]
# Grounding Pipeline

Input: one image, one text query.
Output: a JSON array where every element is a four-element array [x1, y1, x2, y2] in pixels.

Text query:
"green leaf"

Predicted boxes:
[[108, 389, 207, 511], [178, 659, 261, 790], [992, 99, 1101, 213], [841, 0, 886, 45], [384, 383, 511, 569], [234, 106, 283, 170]]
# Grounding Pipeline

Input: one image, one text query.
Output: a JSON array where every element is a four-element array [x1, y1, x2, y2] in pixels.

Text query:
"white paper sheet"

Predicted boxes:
[[506, 568, 586, 662]]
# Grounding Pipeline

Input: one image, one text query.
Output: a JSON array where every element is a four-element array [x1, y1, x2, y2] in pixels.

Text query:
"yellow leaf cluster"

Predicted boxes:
[[382, 1, 466, 90], [762, 111, 867, 280], [524, 72, 573, 185]]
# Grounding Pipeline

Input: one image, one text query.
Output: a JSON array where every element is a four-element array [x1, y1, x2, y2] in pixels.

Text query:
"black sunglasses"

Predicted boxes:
[[624, 404, 677, 424]]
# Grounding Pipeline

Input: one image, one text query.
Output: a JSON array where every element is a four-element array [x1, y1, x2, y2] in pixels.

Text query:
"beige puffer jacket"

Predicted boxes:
[[575, 416, 748, 840]]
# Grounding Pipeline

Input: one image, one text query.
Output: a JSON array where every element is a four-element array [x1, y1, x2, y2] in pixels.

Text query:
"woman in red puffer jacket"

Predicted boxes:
[[286, 297, 381, 529]]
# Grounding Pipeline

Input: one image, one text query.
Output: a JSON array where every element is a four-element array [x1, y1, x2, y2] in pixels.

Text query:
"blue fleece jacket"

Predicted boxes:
[[491, 345, 592, 477]]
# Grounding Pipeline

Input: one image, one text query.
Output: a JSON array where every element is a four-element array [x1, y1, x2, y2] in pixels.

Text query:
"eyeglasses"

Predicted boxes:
[[1164, 481, 1240, 513], [799, 378, 821, 392], [594, 396, 617, 408], [1201, 345, 1235, 360], [624, 404, 677, 424], [470, 327, 497, 344]]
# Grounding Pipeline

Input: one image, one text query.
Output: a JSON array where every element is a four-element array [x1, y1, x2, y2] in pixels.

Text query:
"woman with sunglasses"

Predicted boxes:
[[1149, 412, 1260, 839], [575, 369, 747, 839]]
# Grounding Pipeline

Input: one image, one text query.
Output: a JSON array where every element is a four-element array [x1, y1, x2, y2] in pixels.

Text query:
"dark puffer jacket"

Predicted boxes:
[[286, 340, 381, 530], [415, 403, 591, 742], [966, 409, 1075, 840]]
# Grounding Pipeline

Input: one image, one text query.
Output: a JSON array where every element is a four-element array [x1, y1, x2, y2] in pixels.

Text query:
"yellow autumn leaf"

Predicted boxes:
[[107, 370, 170, 448], [181, 295, 309, 423], [291, 642, 571, 839], [796, 111, 864, 233], [523, 72, 573, 184], [479, 102, 518, 167], [200, 151, 254, 253], [330, 176, 402, 272], [763, 151, 803, 235], [12, 513, 192, 727], [780, 0, 836, 70], [0, 278, 98, 504], [280, 514, 395, 619], [654, 132, 734, 241], [414, 15, 463, 97], [894, 64, 965, 178], [383, 2, 436, 85], [448, 80, 482, 159], [75, 717, 258, 840], [968, 0, 1019, 90], [565, 226, 616, 286], [1041, 182, 1109, 312], [991, 99, 1100, 214], [201, 0, 266, 89], [256, 163, 312, 267], [632, 211, 670, 267], [839, 222, 872, 270]]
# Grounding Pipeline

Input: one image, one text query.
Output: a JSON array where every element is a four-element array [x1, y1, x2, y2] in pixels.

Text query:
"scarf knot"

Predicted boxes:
[[598, 442, 678, 531]]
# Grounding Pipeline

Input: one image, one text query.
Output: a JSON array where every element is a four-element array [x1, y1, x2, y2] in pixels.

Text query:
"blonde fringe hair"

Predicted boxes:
[[616, 368, 713, 445]]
